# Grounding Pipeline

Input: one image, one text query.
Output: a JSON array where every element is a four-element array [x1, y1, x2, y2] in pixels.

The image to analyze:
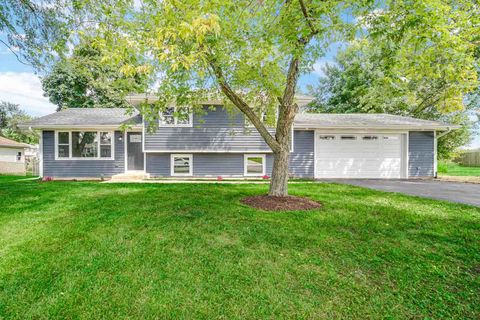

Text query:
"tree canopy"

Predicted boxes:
[[0, 0, 70, 69], [41, 40, 148, 110], [308, 42, 479, 159], [0, 101, 38, 145]]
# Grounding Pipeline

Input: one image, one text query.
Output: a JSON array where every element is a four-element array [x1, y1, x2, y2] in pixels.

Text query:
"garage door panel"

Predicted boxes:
[[315, 133, 403, 179]]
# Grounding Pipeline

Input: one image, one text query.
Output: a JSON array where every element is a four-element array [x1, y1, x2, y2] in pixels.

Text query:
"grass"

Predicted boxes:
[[0, 176, 479, 319], [438, 161, 480, 176]]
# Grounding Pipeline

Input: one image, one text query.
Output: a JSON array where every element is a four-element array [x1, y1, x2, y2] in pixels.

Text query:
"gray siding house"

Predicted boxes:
[[20, 98, 456, 180]]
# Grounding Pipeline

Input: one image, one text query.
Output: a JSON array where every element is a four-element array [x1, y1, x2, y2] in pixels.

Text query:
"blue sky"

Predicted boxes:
[[0, 35, 478, 148]]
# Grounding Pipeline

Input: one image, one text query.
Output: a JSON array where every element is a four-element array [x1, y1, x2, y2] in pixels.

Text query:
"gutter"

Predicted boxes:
[[436, 127, 453, 139]]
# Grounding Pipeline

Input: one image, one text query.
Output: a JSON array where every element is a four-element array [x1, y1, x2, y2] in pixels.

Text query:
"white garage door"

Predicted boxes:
[[315, 133, 403, 179]]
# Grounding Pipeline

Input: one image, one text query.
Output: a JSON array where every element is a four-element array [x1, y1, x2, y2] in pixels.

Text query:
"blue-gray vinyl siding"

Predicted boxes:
[[145, 130, 314, 178], [144, 105, 274, 152], [146, 153, 273, 177], [289, 130, 314, 178], [42, 130, 124, 177], [408, 131, 435, 177]]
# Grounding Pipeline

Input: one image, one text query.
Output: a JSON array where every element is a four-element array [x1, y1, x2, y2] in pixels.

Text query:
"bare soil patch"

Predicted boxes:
[[241, 195, 321, 211]]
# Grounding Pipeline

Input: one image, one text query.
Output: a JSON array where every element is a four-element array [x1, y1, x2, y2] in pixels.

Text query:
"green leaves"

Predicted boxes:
[[41, 40, 148, 110]]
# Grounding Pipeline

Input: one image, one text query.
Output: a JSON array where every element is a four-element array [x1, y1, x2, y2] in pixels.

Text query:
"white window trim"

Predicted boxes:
[[170, 154, 193, 176], [244, 154, 266, 176], [54, 130, 115, 160], [159, 107, 193, 128]]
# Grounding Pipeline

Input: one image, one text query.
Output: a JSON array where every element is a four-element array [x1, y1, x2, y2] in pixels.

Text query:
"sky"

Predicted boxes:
[[0, 35, 478, 149]]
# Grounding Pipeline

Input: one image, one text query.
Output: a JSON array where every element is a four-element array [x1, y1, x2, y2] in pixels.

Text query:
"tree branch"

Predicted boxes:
[[208, 58, 281, 152], [0, 40, 32, 66], [298, 0, 318, 35]]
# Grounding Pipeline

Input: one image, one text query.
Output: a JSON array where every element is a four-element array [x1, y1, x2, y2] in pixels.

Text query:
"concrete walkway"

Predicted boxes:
[[327, 179, 480, 207]]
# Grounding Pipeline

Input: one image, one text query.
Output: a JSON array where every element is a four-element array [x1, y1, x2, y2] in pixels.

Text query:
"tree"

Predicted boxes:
[[73, 0, 371, 196], [0, 101, 38, 145], [42, 41, 148, 110], [308, 43, 479, 159], [0, 0, 70, 69]]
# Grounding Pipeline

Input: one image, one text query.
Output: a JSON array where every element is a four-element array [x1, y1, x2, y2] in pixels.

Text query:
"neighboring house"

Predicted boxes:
[[0, 136, 32, 175], [19, 96, 457, 179]]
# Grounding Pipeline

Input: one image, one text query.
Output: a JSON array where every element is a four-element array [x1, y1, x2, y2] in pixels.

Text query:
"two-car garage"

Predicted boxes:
[[314, 133, 406, 179]]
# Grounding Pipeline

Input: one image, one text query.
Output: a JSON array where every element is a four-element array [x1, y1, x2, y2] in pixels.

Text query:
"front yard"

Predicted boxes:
[[0, 176, 479, 319]]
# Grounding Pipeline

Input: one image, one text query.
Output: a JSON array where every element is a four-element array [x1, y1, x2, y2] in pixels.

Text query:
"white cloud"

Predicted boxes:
[[312, 60, 335, 77], [0, 72, 57, 116]]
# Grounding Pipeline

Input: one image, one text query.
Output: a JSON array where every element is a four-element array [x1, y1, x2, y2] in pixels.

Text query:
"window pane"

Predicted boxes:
[[173, 156, 190, 174], [72, 132, 98, 158], [247, 157, 263, 174], [177, 108, 191, 125], [100, 145, 112, 158], [58, 145, 69, 158], [58, 132, 69, 144], [160, 107, 175, 125], [100, 132, 112, 145], [319, 135, 335, 140]]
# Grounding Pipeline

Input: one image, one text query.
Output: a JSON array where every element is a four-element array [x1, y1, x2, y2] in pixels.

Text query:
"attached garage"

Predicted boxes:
[[314, 132, 407, 179]]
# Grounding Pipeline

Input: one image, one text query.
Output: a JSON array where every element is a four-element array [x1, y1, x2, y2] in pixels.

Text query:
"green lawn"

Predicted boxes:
[[438, 161, 480, 176], [0, 176, 479, 319]]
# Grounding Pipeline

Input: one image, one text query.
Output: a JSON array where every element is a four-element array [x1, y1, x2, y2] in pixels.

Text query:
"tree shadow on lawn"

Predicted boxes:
[[0, 181, 479, 319]]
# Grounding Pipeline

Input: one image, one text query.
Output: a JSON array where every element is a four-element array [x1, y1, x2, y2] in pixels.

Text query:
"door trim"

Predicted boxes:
[[124, 131, 145, 173]]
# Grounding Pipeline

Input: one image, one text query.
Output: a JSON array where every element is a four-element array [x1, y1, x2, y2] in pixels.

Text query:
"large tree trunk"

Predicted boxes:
[[269, 147, 290, 196]]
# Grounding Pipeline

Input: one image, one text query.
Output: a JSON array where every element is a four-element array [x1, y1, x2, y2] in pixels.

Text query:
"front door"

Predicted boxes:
[[127, 132, 144, 171]]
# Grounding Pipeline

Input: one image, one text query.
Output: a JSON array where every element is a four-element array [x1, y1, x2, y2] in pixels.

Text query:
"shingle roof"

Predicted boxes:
[[19, 108, 456, 130], [20, 108, 141, 128], [0, 136, 31, 148], [294, 113, 455, 130]]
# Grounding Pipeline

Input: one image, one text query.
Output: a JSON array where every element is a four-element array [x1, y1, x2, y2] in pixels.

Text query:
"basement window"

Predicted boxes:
[[171, 154, 192, 176], [362, 135, 378, 140], [341, 135, 357, 140], [244, 154, 266, 176]]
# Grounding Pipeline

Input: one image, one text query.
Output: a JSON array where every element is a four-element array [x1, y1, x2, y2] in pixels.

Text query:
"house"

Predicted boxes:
[[0, 136, 32, 175], [19, 96, 457, 180]]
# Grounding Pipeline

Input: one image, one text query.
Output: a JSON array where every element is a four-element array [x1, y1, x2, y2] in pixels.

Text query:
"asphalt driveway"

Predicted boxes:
[[326, 179, 480, 207]]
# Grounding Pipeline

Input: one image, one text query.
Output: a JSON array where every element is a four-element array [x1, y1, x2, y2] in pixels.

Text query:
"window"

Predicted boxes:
[[72, 131, 98, 158], [319, 135, 335, 140], [16, 152, 22, 161], [341, 135, 357, 140], [56, 131, 114, 160], [57, 131, 70, 158], [244, 154, 266, 176], [171, 154, 192, 176], [100, 132, 112, 158], [362, 135, 378, 140], [160, 106, 192, 127]]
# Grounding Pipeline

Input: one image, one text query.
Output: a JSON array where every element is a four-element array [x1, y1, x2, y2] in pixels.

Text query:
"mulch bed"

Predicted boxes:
[[241, 195, 321, 211]]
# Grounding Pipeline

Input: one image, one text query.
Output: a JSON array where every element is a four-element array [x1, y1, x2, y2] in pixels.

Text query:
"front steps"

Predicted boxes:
[[110, 172, 149, 182]]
